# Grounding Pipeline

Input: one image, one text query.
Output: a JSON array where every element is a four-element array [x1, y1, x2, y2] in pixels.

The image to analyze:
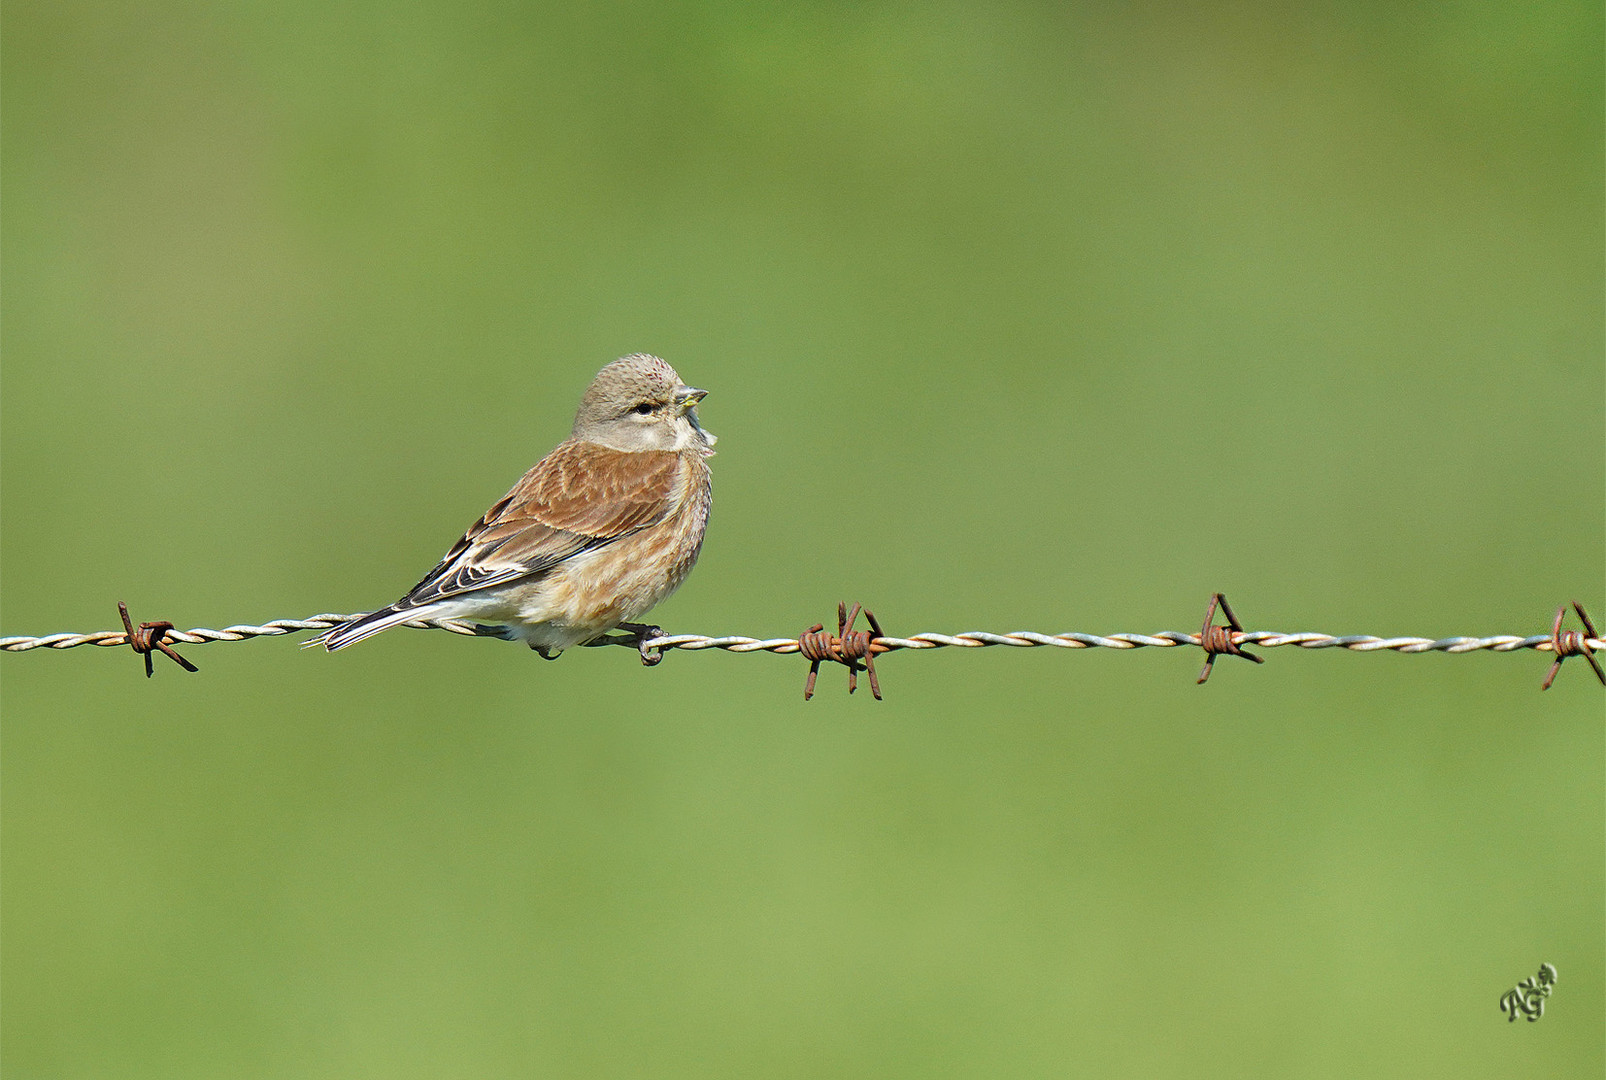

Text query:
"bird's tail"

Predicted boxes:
[[306, 603, 433, 652]]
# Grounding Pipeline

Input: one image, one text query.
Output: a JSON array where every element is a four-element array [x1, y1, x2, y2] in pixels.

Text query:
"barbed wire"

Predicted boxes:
[[0, 614, 483, 652], [2, 617, 1593, 657], [3, 595, 1602, 697]]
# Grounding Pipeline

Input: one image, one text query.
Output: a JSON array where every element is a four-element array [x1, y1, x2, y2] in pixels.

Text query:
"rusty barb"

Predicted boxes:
[[118, 601, 198, 678], [1195, 592, 1263, 684], [800, 602, 886, 701], [1541, 601, 1604, 691]]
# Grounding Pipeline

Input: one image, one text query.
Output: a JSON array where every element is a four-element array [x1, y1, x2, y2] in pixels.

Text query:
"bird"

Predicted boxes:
[[313, 354, 715, 659]]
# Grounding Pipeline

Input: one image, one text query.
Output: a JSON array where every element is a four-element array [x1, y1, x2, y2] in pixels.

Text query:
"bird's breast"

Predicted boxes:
[[539, 454, 711, 632]]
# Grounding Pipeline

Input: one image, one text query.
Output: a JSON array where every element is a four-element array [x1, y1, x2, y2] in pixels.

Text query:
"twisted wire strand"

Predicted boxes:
[[2, 615, 1597, 657]]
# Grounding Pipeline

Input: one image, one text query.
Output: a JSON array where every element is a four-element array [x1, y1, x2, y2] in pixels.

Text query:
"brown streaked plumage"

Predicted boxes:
[[314, 354, 715, 656]]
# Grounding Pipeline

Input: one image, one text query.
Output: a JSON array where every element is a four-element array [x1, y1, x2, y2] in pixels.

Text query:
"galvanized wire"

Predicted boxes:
[[2, 614, 1598, 657]]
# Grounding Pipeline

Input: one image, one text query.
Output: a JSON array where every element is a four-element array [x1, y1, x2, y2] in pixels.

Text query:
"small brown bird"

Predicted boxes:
[[315, 354, 715, 657]]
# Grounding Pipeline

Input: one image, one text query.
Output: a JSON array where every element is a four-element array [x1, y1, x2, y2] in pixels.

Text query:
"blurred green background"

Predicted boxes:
[[3, 1, 1601, 1076]]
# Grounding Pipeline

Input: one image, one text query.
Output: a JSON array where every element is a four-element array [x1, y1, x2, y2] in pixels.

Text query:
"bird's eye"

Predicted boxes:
[[631, 402, 654, 415]]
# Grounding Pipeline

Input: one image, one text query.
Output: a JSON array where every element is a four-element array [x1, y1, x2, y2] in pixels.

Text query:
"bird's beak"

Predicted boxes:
[[676, 387, 716, 449]]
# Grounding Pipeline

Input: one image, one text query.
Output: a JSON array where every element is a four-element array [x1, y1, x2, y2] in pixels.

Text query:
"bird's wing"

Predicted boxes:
[[396, 442, 688, 608]]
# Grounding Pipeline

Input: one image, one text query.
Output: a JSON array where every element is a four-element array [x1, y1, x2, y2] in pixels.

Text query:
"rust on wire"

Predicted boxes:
[[800, 602, 886, 700], [1196, 592, 1263, 685], [118, 601, 198, 678], [1541, 601, 1604, 691]]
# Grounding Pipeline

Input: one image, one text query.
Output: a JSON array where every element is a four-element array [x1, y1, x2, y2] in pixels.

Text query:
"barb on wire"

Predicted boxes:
[[801, 602, 886, 700], [1195, 592, 1263, 684], [3, 597, 1604, 696], [1541, 601, 1604, 691], [118, 600, 198, 678]]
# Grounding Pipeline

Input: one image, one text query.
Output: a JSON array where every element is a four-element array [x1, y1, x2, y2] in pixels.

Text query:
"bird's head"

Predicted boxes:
[[573, 353, 717, 455]]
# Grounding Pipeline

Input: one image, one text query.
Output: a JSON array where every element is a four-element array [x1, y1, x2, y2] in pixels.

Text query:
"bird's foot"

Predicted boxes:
[[616, 622, 667, 667]]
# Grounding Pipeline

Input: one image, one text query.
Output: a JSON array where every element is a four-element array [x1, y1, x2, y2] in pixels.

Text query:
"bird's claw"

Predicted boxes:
[[616, 622, 666, 667]]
